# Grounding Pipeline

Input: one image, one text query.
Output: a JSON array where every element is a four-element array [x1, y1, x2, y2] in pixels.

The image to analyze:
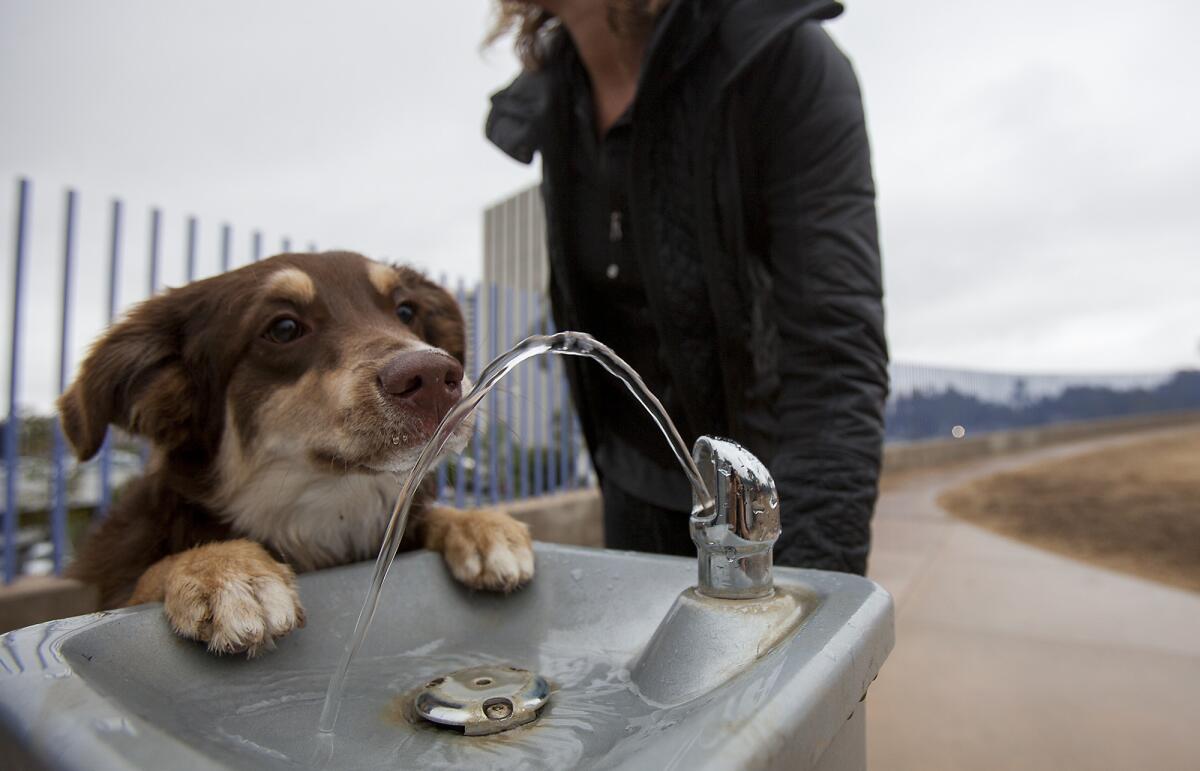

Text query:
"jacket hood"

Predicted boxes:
[[486, 0, 843, 164]]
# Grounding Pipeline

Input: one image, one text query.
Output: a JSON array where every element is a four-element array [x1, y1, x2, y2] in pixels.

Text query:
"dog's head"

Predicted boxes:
[[59, 252, 472, 483]]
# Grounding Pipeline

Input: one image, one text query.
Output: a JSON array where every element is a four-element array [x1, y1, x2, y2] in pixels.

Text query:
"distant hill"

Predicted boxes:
[[886, 369, 1200, 442]]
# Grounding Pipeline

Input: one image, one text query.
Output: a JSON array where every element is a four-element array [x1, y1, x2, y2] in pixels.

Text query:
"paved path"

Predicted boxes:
[[866, 427, 1200, 771]]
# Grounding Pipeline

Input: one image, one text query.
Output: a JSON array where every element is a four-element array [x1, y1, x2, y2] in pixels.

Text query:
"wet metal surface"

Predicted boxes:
[[630, 586, 813, 707], [413, 665, 549, 735], [0, 544, 893, 770], [690, 436, 782, 600]]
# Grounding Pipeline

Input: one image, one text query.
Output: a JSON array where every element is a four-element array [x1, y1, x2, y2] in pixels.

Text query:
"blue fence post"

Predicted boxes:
[[518, 287, 529, 500], [505, 285, 516, 502], [432, 276, 449, 503], [50, 188, 78, 576], [252, 231, 262, 262], [533, 292, 545, 497], [220, 223, 232, 273], [185, 216, 198, 282], [546, 315, 559, 494], [574, 415, 586, 488], [281, 237, 291, 253], [97, 199, 122, 520], [148, 208, 161, 295], [471, 282, 484, 506], [559, 361, 570, 492], [4, 179, 31, 583], [454, 278, 467, 510], [565, 383, 576, 490], [140, 207, 161, 471], [488, 282, 499, 506]]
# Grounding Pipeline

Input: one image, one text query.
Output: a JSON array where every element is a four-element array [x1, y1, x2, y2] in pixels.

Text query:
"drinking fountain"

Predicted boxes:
[[0, 334, 893, 770]]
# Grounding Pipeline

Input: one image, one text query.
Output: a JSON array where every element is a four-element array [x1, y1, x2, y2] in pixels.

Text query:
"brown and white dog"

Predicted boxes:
[[60, 252, 533, 656]]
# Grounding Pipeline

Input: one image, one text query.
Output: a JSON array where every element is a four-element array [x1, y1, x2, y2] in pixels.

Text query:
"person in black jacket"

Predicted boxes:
[[486, 0, 888, 575]]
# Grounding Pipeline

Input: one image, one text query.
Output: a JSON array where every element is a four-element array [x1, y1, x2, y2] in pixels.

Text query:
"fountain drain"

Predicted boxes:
[[413, 665, 549, 735]]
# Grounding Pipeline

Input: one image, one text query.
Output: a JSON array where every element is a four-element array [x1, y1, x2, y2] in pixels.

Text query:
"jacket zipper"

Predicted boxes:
[[609, 210, 623, 242]]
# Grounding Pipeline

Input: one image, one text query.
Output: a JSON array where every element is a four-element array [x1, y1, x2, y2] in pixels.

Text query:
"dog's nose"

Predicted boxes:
[[377, 350, 464, 417]]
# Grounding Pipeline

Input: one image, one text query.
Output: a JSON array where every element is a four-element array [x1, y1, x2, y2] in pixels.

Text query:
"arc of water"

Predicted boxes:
[[317, 332, 714, 734]]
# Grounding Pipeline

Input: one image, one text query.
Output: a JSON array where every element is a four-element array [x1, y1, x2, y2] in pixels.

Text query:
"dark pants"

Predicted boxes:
[[600, 478, 695, 557]]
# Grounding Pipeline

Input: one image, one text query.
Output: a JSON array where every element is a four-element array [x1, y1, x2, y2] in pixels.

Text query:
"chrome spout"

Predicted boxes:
[[689, 436, 780, 599]]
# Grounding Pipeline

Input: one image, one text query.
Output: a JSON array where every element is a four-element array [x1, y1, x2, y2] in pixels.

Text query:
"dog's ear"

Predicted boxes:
[[57, 292, 196, 460]]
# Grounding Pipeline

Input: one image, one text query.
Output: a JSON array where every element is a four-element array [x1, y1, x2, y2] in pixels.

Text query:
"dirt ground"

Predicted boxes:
[[938, 427, 1200, 593]]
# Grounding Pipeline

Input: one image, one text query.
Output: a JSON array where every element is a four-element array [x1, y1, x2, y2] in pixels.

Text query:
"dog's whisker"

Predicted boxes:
[[468, 411, 534, 448]]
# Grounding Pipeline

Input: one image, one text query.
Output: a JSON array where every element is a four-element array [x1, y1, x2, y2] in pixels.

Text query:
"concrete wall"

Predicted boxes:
[[506, 489, 604, 548], [0, 576, 98, 634]]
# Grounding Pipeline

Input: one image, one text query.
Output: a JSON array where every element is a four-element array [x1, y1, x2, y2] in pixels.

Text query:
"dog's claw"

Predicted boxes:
[[435, 508, 535, 592], [160, 541, 306, 657]]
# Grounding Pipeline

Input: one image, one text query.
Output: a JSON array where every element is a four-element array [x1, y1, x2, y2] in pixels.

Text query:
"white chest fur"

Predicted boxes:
[[216, 463, 401, 572]]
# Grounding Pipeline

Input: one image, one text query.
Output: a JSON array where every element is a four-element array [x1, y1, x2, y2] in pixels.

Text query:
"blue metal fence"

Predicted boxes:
[[0, 177, 591, 582], [3, 176, 1196, 583], [4, 180, 29, 583]]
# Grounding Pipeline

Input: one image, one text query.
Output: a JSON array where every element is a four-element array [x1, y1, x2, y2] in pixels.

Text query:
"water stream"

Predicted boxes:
[[317, 331, 715, 734]]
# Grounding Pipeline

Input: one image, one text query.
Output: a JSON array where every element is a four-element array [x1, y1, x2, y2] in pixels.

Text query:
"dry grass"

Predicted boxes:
[[939, 429, 1200, 592]]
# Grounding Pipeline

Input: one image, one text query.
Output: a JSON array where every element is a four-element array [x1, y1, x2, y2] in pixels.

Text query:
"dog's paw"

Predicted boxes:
[[160, 540, 306, 657], [426, 507, 534, 592]]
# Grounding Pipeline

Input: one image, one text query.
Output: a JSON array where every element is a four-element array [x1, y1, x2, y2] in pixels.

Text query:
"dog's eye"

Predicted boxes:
[[264, 317, 304, 344], [396, 302, 416, 324]]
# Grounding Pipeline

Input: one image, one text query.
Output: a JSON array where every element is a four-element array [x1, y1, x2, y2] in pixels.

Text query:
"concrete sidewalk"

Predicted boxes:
[[866, 428, 1200, 770]]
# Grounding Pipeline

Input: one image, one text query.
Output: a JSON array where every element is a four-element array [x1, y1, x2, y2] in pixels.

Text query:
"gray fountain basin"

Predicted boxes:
[[0, 543, 892, 770]]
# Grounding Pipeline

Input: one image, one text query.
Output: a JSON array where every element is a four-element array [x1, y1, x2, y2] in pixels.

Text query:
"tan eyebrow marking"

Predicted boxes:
[[265, 267, 316, 304], [367, 261, 397, 297]]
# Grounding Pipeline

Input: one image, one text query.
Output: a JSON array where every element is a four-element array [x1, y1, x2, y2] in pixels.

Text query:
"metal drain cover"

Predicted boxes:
[[413, 665, 549, 735]]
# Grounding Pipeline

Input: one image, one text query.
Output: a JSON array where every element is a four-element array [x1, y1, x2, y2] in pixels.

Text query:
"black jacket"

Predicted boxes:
[[486, 0, 888, 574]]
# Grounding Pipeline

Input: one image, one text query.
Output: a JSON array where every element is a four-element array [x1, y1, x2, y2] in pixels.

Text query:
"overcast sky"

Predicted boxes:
[[2, 0, 1198, 409]]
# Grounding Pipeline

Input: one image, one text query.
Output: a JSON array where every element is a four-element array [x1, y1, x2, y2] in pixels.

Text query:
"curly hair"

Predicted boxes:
[[487, 1, 673, 70]]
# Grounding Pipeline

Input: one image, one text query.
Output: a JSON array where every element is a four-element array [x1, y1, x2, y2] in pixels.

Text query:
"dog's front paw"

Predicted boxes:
[[425, 507, 534, 592], [160, 540, 306, 657]]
